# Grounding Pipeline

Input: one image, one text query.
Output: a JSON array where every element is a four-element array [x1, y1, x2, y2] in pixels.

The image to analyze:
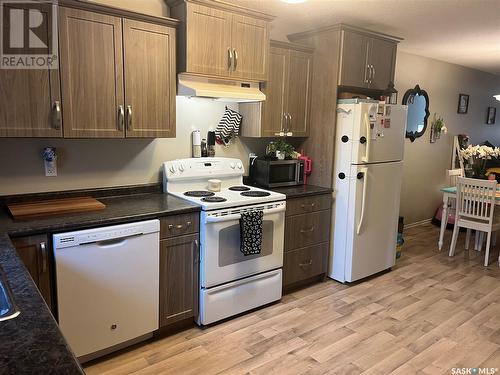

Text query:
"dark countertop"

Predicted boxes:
[[269, 184, 333, 199], [0, 191, 200, 374]]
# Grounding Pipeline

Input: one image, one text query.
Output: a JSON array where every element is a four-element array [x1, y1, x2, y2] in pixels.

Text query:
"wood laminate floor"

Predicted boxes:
[[85, 224, 500, 375]]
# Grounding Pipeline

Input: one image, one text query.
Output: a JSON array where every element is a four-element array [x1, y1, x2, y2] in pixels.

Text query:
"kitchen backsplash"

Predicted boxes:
[[0, 97, 267, 195]]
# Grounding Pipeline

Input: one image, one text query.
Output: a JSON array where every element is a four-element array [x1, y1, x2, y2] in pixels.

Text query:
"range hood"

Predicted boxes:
[[177, 74, 265, 103]]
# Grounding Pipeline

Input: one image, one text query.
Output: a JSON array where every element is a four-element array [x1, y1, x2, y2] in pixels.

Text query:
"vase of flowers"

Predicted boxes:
[[460, 144, 500, 178]]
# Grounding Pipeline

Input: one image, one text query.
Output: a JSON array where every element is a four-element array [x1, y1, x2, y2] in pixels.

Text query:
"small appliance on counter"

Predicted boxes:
[[298, 151, 312, 184], [250, 158, 305, 188]]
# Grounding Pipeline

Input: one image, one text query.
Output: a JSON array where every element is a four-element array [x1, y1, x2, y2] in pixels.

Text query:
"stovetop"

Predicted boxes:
[[163, 158, 285, 211]]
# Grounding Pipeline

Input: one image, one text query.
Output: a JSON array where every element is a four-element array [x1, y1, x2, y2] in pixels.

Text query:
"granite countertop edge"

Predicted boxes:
[[0, 192, 200, 374]]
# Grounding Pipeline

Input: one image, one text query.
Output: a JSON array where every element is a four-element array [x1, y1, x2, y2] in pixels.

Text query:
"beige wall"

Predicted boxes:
[[0, 97, 266, 195], [395, 51, 500, 225]]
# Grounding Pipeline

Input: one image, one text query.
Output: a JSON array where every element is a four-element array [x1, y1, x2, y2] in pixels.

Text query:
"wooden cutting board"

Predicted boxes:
[[7, 197, 106, 219]]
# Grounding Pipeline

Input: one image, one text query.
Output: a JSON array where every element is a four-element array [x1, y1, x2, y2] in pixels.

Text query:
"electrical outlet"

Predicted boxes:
[[44, 160, 57, 177]]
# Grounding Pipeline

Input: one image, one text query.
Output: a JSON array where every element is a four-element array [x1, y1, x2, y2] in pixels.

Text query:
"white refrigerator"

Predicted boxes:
[[330, 99, 407, 282]]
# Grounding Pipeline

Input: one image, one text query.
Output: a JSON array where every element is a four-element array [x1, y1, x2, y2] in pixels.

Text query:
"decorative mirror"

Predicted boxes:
[[402, 85, 430, 142]]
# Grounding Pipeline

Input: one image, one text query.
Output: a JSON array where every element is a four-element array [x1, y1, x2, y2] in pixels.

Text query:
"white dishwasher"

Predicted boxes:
[[53, 219, 160, 360]]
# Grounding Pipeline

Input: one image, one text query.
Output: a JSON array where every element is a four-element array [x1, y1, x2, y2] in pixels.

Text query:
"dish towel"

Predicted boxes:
[[215, 106, 242, 146], [240, 210, 263, 256]]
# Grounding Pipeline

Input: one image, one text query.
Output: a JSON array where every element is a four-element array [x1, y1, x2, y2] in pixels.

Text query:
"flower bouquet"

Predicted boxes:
[[459, 144, 500, 178]]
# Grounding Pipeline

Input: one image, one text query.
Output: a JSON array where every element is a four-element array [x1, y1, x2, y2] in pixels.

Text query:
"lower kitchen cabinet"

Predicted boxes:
[[282, 193, 332, 291], [11, 234, 54, 312], [159, 233, 199, 327]]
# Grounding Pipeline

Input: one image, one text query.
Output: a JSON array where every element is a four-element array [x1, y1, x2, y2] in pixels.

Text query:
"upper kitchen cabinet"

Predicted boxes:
[[0, 2, 62, 137], [59, 7, 125, 138], [58, 1, 178, 138], [168, 0, 274, 82], [123, 20, 176, 138], [240, 41, 313, 137], [338, 27, 399, 91]]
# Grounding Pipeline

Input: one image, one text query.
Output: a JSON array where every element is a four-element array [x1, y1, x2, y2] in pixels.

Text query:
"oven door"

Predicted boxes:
[[200, 201, 286, 288]]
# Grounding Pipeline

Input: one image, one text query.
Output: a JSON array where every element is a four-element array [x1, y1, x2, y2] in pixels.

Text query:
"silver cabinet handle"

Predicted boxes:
[[371, 64, 376, 82], [364, 65, 370, 84], [233, 49, 238, 70], [126, 105, 132, 131], [52, 101, 61, 130], [40, 242, 47, 273], [288, 113, 292, 133], [227, 48, 233, 70], [299, 259, 313, 267], [300, 226, 315, 233], [192, 239, 199, 264], [117, 105, 124, 131], [168, 221, 191, 230], [301, 202, 315, 209]]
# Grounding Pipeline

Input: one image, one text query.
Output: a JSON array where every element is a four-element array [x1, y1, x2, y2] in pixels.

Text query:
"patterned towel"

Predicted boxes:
[[215, 106, 242, 146], [240, 210, 263, 256]]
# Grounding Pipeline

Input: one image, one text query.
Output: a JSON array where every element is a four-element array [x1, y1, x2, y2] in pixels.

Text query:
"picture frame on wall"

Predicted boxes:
[[487, 106, 497, 125], [457, 94, 469, 114]]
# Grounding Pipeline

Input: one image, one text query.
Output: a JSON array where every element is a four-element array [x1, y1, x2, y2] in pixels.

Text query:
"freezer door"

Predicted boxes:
[[345, 161, 402, 281], [343, 103, 406, 164]]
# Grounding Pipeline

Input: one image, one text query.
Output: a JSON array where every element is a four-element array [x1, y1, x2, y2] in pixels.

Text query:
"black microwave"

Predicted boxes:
[[251, 159, 305, 188]]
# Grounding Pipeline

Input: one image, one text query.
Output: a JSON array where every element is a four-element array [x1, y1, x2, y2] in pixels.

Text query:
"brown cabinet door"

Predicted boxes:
[[123, 19, 176, 138], [338, 30, 369, 88], [283, 243, 328, 287], [59, 7, 124, 138], [11, 234, 54, 312], [185, 3, 232, 78], [286, 49, 312, 137], [230, 14, 269, 81], [368, 38, 397, 91], [0, 2, 61, 138], [159, 234, 199, 327], [260, 46, 288, 137], [285, 210, 332, 251]]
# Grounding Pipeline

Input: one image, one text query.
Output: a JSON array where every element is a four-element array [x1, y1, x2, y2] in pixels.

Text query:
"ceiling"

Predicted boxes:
[[229, 0, 500, 76]]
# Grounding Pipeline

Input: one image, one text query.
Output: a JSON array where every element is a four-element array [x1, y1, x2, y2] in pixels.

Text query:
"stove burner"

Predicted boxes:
[[184, 191, 215, 197], [228, 186, 251, 191], [201, 196, 227, 203], [241, 191, 271, 197]]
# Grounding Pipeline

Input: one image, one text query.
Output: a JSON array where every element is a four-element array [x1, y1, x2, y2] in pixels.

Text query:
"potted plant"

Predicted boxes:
[[430, 114, 447, 142], [460, 144, 500, 178], [267, 140, 296, 160]]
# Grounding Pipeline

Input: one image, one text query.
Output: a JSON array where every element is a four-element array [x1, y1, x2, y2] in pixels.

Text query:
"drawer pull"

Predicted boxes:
[[300, 226, 315, 233], [168, 221, 191, 230], [299, 260, 313, 267], [301, 203, 316, 209]]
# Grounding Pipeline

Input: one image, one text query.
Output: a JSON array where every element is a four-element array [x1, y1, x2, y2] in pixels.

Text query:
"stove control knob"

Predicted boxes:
[[178, 163, 185, 172], [230, 162, 236, 169], [236, 162, 243, 170], [169, 165, 176, 174]]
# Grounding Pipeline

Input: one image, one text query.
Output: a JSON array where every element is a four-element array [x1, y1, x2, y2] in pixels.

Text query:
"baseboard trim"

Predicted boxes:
[[404, 218, 433, 229]]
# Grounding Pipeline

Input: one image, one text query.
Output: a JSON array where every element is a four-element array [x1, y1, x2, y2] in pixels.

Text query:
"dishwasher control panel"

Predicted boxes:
[[53, 220, 160, 249]]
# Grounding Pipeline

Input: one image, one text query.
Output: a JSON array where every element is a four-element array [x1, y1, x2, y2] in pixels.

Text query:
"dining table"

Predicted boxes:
[[438, 186, 500, 250]]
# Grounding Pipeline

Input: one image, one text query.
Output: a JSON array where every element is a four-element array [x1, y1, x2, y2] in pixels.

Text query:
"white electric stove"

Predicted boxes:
[[163, 157, 286, 325]]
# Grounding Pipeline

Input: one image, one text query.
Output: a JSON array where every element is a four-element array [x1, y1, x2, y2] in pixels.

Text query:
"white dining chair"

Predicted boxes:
[[449, 177, 500, 266], [447, 168, 463, 186]]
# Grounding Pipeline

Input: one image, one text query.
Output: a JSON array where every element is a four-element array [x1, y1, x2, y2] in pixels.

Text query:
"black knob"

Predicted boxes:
[[341, 135, 349, 143], [338, 172, 346, 180], [360, 136, 367, 144], [357, 172, 364, 179]]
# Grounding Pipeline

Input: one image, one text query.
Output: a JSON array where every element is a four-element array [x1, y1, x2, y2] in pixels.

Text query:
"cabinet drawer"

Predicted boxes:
[[285, 210, 331, 251], [160, 213, 199, 239], [283, 243, 328, 286], [286, 194, 332, 216]]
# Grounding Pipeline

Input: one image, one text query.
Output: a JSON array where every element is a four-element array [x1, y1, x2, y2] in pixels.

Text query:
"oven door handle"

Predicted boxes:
[[205, 205, 286, 223]]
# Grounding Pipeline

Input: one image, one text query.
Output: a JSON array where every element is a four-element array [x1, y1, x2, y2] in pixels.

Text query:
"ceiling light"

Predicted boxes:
[[281, 0, 307, 3], [494, 94, 500, 101]]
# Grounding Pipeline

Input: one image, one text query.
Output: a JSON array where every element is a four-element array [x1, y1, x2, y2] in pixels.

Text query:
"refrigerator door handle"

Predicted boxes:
[[361, 113, 371, 163], [357, 167, 369, 235]]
